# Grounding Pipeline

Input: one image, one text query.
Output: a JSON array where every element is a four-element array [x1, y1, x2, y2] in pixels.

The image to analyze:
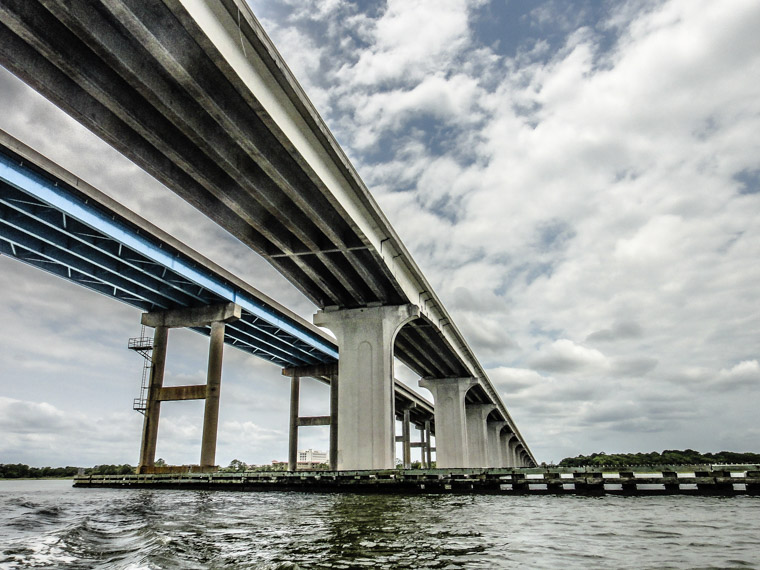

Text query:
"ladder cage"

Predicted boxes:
[[128, 325, 153, 415]]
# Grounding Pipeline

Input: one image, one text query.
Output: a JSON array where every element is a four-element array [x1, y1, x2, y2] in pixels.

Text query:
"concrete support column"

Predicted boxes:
[[314, 304, 419, 470], [400, 407, 412, 468], [501, 432, 516, 467], [486, 421, 508, 468], [514, 445, 525, 467], [138, 325, 168, 470], [200, 320, 225, 468], [417, 421, 432, 468], [329, 373, 338, 471], [288, 375, 301, 471], [508, 437, 520, 468], [466, 404, 496, 468], [424, 420, 432, 468], [419, 377, 476, 468]]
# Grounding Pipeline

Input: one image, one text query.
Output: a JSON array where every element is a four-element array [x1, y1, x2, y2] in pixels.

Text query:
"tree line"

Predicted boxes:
[[0, 463, 135, 478], [558, 449, 760, 467]]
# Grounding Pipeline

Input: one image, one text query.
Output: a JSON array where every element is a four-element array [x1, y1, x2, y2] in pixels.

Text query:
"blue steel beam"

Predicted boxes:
[[0, 144, 338, 367], [0, 187, 323, 367], [0, 185, 329, 365]]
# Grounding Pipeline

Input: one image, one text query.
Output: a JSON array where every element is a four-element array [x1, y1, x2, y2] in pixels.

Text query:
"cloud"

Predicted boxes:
[[587, 321, 644, 343], [611, 356, 658, 377], [342, 0, 478, 87], [529, 339, 608, 374], [489, 367, 543, 393], [715, 360, 760, 390], [0, 397, 142, 467]]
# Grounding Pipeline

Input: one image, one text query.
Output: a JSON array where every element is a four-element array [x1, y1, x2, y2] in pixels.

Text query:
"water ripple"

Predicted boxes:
[[2, 482, 760, 568]]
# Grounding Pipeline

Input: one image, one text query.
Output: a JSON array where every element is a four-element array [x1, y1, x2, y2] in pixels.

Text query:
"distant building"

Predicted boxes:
[[297, 449, 328, 469]]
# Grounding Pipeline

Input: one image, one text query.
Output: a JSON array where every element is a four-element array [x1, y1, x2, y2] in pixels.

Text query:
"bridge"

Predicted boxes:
[[0, 129, 441, 471], [0, 0, 536, 469]]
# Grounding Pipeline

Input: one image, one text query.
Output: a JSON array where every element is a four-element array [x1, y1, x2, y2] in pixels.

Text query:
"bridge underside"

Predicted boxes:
[[0, 130, 438, 425], [0, 137, 335, 368], [0, 0, 470, 381]]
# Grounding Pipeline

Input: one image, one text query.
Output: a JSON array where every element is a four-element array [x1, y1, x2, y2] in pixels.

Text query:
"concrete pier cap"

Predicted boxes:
[[314, 304, 419, 470], [142, 302, 242, 328]]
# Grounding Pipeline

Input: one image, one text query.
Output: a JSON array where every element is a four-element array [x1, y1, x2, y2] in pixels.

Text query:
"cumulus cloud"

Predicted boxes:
[[529, 339, 609, 374], [714, 360, 760, 390]]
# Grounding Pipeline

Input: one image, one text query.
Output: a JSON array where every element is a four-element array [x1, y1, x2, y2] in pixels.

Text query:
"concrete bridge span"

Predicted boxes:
[[0, 0, 536, 467]]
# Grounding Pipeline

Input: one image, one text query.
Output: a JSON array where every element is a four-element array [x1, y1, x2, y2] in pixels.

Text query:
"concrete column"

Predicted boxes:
[[508, 437, 520, 468], [138, 325, 168, 470], [501, 432, 516, 467], [401, 407, 412, 469], [513, 445, 525, 467], [466, 404, 496, 468], [487, 421, 508, 468], [314, 304, 419, 470], [200, 321, 225, 468], [419, 377, 476, 468], [288, 375, 301, 471], [329, 373, 338, 471], [416, 426, 425, 468], [424, 420, 432, 468]]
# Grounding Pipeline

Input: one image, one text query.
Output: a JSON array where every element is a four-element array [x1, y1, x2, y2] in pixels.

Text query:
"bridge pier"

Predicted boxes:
[[396, 403, 414, 469], [314, 304, 419, 470], [288, 374, 301, 472], [137, 303, 241, 473], [424, 420, 433, 468], [282, 364, 339, 471], [515, 446, 527, 467], [419, 377, 476, 468], [507, 437, 520, 468], [138, 325, 168, 471], [501, 432, 516, 467], [466, 404, 496, 468], [487, 421, 508, 467]]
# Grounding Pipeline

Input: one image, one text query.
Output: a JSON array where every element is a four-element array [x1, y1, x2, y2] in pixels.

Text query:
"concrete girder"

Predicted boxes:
[[57, 0, 395, 307], [400, 321, 467, 378], [0, 1, 362, 308], [63, 3, 370, 305]]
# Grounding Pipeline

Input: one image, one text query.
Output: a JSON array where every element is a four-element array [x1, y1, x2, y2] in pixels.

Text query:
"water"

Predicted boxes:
[[1, 480, 759, 569]]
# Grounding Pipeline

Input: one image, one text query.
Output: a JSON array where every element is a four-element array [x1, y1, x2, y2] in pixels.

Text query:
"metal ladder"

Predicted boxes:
[[128, 325, 153, 414]]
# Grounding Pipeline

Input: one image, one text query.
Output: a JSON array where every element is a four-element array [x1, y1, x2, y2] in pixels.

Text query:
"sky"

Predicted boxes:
[[1, 0, 759, 468]]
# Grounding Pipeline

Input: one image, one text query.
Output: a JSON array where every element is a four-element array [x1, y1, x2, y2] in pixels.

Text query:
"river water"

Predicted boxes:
[[1, 480, 758, 569]]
